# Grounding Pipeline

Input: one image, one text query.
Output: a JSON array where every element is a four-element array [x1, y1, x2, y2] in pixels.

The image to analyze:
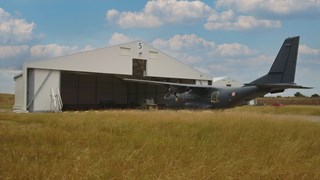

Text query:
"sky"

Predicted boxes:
[[0, 0, 319, 96]]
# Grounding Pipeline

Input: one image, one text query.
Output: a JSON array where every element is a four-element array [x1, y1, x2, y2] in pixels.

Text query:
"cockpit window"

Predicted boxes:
[[211, 91, 219, 103]]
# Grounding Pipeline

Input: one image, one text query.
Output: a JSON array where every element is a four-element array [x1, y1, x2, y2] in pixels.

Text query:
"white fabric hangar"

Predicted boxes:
[[14, 41, 212, 112]]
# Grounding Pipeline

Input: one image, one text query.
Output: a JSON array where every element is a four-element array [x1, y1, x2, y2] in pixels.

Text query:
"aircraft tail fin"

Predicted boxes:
[[251, 36, 300, 85], [245, 36, 312, 91], [245, 36, 311, 90]]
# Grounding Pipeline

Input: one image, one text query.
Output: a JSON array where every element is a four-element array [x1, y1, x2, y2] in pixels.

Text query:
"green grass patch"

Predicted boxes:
[[1, 110, 320, 179]]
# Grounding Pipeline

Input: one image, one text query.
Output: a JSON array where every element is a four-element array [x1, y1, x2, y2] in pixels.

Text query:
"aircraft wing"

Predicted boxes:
[[123, 78, 214, 89]]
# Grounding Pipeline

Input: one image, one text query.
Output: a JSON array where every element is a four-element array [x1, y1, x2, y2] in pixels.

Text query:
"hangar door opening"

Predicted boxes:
[[132, 59, 146, 78], [60, 71, 128, 110], [60, 71, 167, 110]]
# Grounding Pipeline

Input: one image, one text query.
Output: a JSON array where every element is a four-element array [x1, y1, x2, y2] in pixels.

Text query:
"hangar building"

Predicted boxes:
[[13, 41, 212, 112]]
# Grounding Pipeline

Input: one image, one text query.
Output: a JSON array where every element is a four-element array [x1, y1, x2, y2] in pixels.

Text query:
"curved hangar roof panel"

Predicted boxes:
[[25, 41, 211, 80], [25, 45, 133, 75]]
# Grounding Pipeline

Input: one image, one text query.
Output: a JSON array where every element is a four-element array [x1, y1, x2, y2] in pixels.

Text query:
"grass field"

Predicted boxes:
[[257, 97, 320, 106], [1, 106, 320, 179], [0, 93, 14, 110]]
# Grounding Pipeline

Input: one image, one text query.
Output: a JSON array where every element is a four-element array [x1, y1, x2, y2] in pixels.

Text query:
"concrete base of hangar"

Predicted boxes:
[[60, 71, 169, 110]]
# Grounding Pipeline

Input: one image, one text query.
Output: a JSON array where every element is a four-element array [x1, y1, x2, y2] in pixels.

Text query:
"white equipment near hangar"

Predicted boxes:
[[212, 76, 243, 88], [13, 41, 212, 112]]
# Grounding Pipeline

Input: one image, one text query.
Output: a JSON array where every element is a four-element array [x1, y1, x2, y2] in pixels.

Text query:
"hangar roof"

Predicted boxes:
[[25, 41, 211, 81]]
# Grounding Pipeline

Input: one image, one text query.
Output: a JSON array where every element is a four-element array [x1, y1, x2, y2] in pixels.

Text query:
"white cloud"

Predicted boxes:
[[0, 44, 92, 70], [0, 8, 35, 44], [152, 34, 258, 60], [150, 33, 279, 82], [194, 66, 211, 75], [152, 34, 215, 51], [223, 54, 273, 68], [215, 0, 320, 16], [205, 10, 281, 31], [152, 34, 218, 66], [299, 44, 320, 56], [108, 32, 135, 46], [0, 45, 29, 60], [214, 43, 258, 57], [207, 9, 234, 22], [106, 0, 213, 28], [106, 9, 120, 22], [110, 0, 318, 30], [30, 44, 92, 59], [208, 64, 231, 74], [144, 0, 213, 23], [184, 56, 202, 65], [0, 68, 21, 93], [244, 54, 273, 66], [117, 12, 162, 28], [106, 1, 284, 31], [0, 8, 93, 69], [0, 8, 10, 18]]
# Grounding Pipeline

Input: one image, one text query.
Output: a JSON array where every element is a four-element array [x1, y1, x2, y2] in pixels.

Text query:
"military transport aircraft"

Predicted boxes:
[[124, 36, 311, 109]]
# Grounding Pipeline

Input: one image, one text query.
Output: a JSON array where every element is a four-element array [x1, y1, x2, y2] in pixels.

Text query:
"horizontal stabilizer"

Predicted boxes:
[[244, 83, 312, 89]]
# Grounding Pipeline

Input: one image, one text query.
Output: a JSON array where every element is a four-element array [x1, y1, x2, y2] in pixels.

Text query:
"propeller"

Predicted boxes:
[[163, 85, 193, 100], [164, 86, 179, 99]]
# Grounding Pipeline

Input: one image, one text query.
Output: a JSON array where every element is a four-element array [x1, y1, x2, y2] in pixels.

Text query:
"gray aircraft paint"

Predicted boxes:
[[124, 36, 311, 109]]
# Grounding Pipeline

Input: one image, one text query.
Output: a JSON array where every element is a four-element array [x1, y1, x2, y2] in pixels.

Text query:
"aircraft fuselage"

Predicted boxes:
[[164, 86, 269, 108]]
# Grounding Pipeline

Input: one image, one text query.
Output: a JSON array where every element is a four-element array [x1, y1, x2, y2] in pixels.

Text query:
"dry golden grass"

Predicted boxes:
[[232, 105, 320, 116], [258, 97, 320, 105], [0, 93, 14, 109], [1, 108, 320, 179]]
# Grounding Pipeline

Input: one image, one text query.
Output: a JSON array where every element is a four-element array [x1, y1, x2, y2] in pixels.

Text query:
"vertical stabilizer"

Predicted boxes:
[[250, 36, 300, 84]]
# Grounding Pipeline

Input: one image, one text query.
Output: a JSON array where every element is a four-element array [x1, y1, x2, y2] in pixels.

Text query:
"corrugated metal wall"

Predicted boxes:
[[26, 69, 60, 112], [13, 75, 24, 111]]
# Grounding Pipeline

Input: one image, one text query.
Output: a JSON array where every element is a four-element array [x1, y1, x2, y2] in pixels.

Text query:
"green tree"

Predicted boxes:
[[311, 94, 320, 98], [294, 92, 305, 97]]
